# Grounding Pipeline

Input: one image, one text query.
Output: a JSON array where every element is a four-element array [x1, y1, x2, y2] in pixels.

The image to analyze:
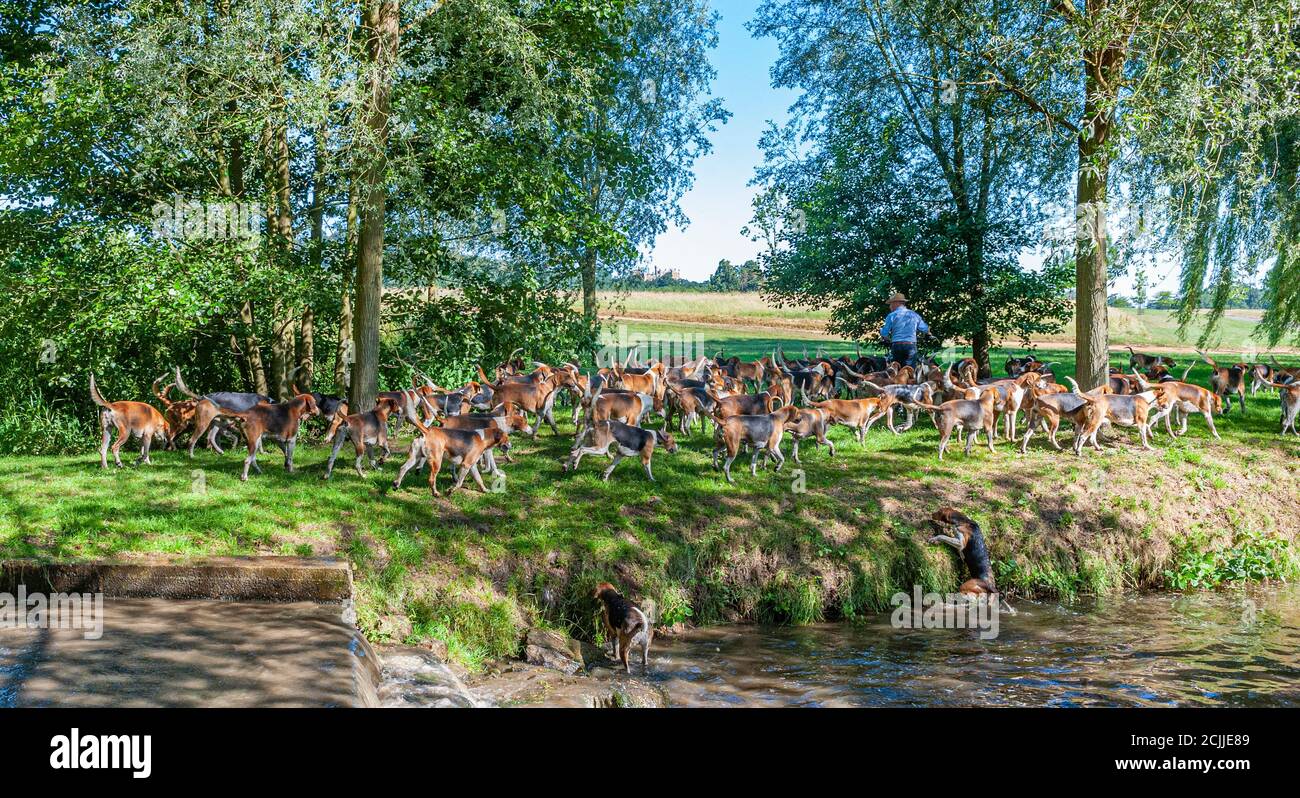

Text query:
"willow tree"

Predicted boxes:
[[890, 0, 1299, 387], [1129, 31, 1300, 348]]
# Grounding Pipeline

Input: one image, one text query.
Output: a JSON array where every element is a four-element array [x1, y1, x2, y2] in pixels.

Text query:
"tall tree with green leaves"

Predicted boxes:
[[562, 0, 728, 327], [751, 0, 1075, 374]]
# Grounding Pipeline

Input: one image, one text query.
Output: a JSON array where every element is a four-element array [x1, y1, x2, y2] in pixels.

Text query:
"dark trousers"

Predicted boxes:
[[889, 342, 918, 368]]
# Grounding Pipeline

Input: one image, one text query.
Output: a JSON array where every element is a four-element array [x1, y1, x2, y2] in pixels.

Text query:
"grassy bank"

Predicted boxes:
[[1, 341, 1297, 669]]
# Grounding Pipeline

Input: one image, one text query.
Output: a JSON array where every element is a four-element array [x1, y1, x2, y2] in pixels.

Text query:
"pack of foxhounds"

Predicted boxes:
[[88, 344, 1299, 486]]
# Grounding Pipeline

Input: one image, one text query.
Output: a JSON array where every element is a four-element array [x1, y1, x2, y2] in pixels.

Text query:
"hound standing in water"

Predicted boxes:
[[593, 582, 652, 673]]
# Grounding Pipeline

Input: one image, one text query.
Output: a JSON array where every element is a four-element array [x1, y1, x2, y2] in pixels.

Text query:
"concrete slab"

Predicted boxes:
[[0, 598, 378, 708]]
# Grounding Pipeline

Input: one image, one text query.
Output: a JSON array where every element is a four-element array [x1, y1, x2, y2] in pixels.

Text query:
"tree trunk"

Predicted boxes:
[[239, 300, 269, 395], [300, 122, 329, 393], [961, 221, 992, 379], [971, 327, 991, 380], [582, 249, 597, 319], [582, 248, 598, 360], [297, 309, 314, 392], [350, 0, 399, 412], [267, 84, 296, 400], [271, 310, 297, 398], [335, 184, 358, 394], [1074, 43, 1121, 392]]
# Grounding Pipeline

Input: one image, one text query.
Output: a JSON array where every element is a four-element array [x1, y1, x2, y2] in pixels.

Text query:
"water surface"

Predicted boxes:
[[650, 585, 1300, 707]]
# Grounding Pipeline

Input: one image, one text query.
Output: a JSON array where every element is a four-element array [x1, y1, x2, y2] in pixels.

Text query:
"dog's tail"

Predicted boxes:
[[1196, 349, 1217, 369], [1063, 375, 1091, 396], [173, 366, 203, 400], [631, 606, 650, 641], [1180, 361, 1196, 382], [401, 389, 432, 436], [89, 373, 113, 409], [1073, 386, 1101, 404], [152, 375, 174, 408]]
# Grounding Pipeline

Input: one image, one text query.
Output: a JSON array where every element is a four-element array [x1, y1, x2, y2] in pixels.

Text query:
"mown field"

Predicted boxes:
[[1, 319, 1297, 669], [599, 291, 1285, 353]]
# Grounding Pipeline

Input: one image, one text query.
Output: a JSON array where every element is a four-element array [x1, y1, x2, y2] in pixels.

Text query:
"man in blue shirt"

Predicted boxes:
[[879, 292, 929, 368]]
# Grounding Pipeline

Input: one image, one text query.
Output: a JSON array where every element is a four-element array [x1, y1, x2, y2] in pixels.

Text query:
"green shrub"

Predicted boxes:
[[1165, 530, 1296, 590], [758, 572, 823, 625]]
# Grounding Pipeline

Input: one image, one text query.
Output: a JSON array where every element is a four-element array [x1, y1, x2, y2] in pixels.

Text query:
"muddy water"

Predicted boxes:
[[649, 585, 1300, 707]]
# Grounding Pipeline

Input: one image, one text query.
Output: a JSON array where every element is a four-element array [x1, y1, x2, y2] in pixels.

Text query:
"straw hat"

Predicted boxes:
[[887, 292, 908, 304]]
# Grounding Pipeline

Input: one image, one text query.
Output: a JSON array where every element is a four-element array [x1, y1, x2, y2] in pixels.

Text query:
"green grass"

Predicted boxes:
[[1, 329, 1297, 669]]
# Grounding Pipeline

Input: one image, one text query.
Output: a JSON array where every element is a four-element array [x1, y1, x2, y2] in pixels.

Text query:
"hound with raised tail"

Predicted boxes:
[[1065, 376, 1157, 452], [392, 393, 511, 497], [1196, 350, 1247, 414], [913, 388, 997, 460], [711, 404, 801, 483], [1019, 385, 1095, 454], [173, 366, 273, 457], [810, 396, 892, 445], [440, 402, 533, 472], [783, 405, 836, 463], [1267, 380, 1300, 435], [592, 582, 652, 673], [90, 374, 169, 469], [1130, 371, 1222, 439]]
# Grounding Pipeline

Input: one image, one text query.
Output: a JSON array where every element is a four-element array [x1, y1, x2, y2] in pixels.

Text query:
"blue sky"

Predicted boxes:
[[646, 0, 1211, 296], [644, 0, 796, 282]]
